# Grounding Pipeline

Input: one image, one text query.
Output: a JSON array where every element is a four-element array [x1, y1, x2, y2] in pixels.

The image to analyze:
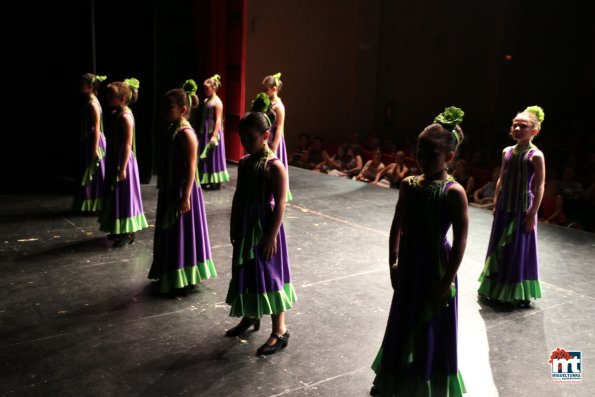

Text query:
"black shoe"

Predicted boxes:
[[478, 294, 491, 303], [517, 300, 532, 309], [256, 332, 289, 355], [225, 317, 261, 337], [113, 233, 134, 248]]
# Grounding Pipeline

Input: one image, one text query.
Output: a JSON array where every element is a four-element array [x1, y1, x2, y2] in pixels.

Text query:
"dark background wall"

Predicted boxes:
[[2, 0, 593, 193], [2, 0, 200, 193], [247, 0, 594, 151]]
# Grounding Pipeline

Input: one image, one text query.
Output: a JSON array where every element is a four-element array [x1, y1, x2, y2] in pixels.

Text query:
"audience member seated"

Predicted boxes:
[[471, 166, 500, 208], [356, 150, 385, 183], [559, 166, 584, 225], [453, 159, 475, 199], [363, 133, 381, 151], [560, 166, 583, 200], [328, 145, 363, 179], [288, 133, 311, 167], [539, 179, 566, 225], [371, 150, 409, 188], [315, 145, 346, 173], [300, 136, 328, 170]]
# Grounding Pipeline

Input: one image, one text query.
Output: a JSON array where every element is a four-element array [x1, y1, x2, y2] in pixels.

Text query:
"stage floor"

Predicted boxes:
[[1, 165, 593, 396]]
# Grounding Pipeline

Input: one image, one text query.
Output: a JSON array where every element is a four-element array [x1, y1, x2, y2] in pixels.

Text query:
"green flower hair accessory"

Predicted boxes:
[[181, 79, 198, 96], [92, 75, 107, 84], [210, 74, 221, 84], [434, 106, 464, 129], [434, 106, 464, 146], [273, 72, 282, 85], [124, 78, 140, 91], [251, 92, 271, 113], [523, 105, 545, 123]]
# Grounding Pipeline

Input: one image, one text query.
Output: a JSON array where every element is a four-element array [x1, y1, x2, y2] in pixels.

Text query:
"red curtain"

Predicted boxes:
[[195, 0, 246, 162]]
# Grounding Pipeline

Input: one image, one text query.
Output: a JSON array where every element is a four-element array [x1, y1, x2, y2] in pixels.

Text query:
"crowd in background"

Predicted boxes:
[[288, 114, 595, 233]]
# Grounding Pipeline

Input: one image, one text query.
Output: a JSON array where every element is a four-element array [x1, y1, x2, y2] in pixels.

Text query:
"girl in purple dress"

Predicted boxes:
[[262, 73, 292, 201], [372, 107, 469, 396], [198, 74, 229, 190], [148, 82, 216, 293], [478, 106, 546, 307], [225, 107, 297, 356], [99, 79, 148, 247], [74, 73, 107, 212]]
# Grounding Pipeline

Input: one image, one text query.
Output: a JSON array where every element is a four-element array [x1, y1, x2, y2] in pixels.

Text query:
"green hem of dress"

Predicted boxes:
[[200, 170, 230, 184], [286, 189, 293, 202], [226, 283, 297, 318], [478, 278, 542, 302], [157, 259, 217, 293], [99, 213, 148, 234], [372, 348, 466, 396], [78, 198, 103, 212]]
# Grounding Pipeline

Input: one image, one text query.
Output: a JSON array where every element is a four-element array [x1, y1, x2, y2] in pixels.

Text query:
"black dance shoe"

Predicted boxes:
[[517, 300, 532, 309], [113, 233, 135, 248], [256, 331, 290, 355], [225, 317, 261, 337]]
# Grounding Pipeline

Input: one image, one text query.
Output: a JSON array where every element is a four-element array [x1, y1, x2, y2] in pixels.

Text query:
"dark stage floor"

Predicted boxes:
[[1, 165, 594, 397]]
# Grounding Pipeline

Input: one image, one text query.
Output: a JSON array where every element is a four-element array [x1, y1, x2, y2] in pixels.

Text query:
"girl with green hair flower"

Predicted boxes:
[[371, 106, 468, 397], [73, 73, 108, 212], [198, 74, 230, 190], [99, 79, 148, 247], [148, 86, 216, 293], [478, 106, 546, 307], [262, 73, 292, 201]]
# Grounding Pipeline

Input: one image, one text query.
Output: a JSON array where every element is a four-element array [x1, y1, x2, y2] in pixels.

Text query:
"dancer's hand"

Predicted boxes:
[[209, 136, 218, 146], [260, 234, 277, 260], [230, 227, 239, 246], [389, 263, 399, 290], [118, 168, 127, 181], [179, 196, 191, 214], [523, 213, 536, 233]]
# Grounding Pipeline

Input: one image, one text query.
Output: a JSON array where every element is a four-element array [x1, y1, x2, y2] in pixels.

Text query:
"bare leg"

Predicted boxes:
[[263, 313, 287, 346]]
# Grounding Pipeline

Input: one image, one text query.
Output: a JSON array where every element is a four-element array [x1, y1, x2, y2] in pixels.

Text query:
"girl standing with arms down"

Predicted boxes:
[[148, 83, 216, 294], [478, 106, 546, 307], [99, 78, 148, 247], [371, 107, 468, 396], [225, 102, 297, 356], [74, 73, 107, 212], [262, 73, 292, 201], [198, 75, 229, 190]]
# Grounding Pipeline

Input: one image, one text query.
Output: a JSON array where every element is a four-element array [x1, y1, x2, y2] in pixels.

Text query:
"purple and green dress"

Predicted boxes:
[[478, 144, 542, 302], [198, 97, 230, 184], [149, 123, 216, 293], [372, 176, 466, 396], [73, 97, 106, 212], [269, 99, 292, 201], [99, 109, 148, 235], [226, 148, 297, 318]]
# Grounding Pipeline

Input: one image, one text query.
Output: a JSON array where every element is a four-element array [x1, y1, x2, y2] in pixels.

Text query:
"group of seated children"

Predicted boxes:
[[288, 134, 594, 230]]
